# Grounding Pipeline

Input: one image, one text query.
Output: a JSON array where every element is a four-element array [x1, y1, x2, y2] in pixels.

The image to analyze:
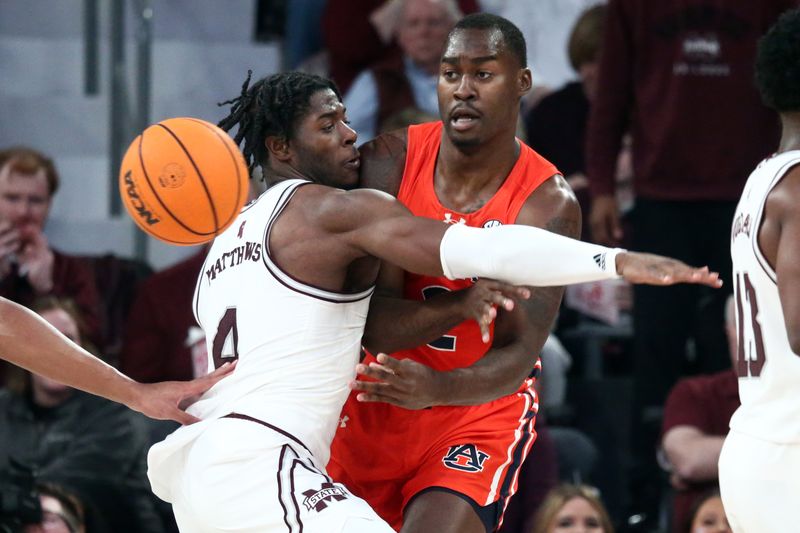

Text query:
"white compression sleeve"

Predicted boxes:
[[439, 223, 624, 286]]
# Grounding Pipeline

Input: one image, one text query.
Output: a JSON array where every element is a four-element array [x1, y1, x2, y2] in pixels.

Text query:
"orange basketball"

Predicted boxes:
[[119, 117, 249, 245]]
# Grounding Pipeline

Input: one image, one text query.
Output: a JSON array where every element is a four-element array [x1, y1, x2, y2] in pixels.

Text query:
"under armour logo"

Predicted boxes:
[[302, 483, 348, 512], [339, 416, 349, 428], [443, 213, 466, 225], [442, 444, 490, 473], [593, 253, 606, 270], [237, 221, 247, 238]]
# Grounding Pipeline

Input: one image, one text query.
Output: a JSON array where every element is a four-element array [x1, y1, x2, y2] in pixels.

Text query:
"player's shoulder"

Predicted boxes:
[[517, 174, 581, 237], [358, 128, 409, 196], [765, 157, 800, 214], [296, 183, 399, 233]]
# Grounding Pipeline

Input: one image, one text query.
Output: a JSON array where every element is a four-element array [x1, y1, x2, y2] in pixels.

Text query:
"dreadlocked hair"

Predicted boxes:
[[217, 70, 342, 176]]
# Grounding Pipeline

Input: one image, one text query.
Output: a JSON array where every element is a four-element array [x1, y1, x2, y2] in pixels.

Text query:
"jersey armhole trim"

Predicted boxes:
[[261, 181, 375, 304]]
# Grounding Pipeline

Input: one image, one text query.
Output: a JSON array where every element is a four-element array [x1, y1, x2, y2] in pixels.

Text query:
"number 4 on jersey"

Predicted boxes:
[[212, 307, 240, 369], [735, 273, 766, 378]]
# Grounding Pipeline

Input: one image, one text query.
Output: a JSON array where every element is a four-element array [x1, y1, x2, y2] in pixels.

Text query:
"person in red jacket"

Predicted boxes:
[[587, 0, 795, 407]]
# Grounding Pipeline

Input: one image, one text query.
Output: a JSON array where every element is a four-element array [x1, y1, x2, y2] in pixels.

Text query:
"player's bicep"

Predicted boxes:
[[320, 188, 446, 276], [491, 175, 581, 349]]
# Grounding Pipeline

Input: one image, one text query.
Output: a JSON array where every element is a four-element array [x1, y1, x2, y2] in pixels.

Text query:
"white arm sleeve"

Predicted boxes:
[[439, 223, 624, 286]]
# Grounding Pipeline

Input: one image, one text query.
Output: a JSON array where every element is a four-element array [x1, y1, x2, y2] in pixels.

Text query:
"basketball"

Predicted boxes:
[[119, 117, 249, 245]]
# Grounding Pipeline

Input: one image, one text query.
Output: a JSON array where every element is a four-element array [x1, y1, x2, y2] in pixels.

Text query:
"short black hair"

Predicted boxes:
[[756, 8, 800, 112], [449, 13, 527, 68], [217, 70, 342, 174]]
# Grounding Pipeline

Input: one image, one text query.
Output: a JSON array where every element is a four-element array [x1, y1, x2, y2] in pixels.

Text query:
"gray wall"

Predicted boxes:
[[0, 0, 280, 269]]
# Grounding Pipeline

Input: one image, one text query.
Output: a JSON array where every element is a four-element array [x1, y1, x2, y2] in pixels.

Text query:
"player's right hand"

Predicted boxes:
[[457, 280, 531, 343], [129, 361, 237, 425], [616, 252, 723, 288]]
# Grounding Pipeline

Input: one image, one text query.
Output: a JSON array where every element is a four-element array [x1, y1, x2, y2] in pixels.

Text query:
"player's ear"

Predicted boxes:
[[518, 68, 532, 96], [265, 135, 291, 162]]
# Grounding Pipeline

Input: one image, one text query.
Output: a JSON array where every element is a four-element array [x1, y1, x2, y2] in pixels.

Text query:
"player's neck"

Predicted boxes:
[[262, 163, 309, 188], [778, 112, 800, 153], [438, 130, 520, 191]]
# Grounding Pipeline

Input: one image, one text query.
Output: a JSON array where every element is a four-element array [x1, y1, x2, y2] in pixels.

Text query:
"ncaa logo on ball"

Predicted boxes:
[[122, 169, 160, 226], [483, 219, 502, 228], [158, 163, 186, 188]]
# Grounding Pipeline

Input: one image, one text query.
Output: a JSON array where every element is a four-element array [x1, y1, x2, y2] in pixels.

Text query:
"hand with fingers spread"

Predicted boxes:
[[127, 361, 237, 425], [615, 252, 723, 288], [351, 353, 443, 410], [456, 279, 531, 343]]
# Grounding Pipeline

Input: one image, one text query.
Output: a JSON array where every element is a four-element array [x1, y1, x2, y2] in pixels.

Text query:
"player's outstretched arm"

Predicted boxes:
[[0, 297, 234, 424], [337, 188, 722, 289]]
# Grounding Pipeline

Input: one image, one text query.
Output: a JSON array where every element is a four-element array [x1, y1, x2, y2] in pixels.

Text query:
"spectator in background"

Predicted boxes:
[[585, 3, 793, 505], [284, 0, 329, 69], [587, 0, 793, 391], [478, 0, 603, 108], [660, 297, 739, 533], [0, 147, 102, 353], [531, 484, 615, 533], [686, 489, 730, 533], [345, 0, 461, 144], [322, 0, 479, 93], [525, 4, 606, 241], [0, 297, 165, 533], [24, 483, 86, 533], [120, 248, 207, 384]]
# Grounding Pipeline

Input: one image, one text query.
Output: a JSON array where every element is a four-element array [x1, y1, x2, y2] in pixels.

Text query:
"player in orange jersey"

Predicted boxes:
[[328, 13, 594, 532]]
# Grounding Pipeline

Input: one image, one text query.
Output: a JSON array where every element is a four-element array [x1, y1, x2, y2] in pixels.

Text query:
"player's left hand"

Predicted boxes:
[[616, 252, 723, 288], [351, 353, 442, 410], [128, 361, 237, 424]]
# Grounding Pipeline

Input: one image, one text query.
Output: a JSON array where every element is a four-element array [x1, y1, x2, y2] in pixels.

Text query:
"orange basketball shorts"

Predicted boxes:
[[327, 384, 538, 531]]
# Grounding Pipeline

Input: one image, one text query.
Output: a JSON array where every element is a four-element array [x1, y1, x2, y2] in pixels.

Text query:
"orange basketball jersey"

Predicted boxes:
[[395, 121, 557, 371]]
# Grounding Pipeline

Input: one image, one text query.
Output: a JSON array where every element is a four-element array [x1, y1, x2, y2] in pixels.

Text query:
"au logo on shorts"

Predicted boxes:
[[302, 483, 348, 512], [442, 444, 490, 473]]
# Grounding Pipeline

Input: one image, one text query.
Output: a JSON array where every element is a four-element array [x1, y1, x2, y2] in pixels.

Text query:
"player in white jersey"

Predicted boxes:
[[718, 8, 800, 532], [146, 71, 721, 533]]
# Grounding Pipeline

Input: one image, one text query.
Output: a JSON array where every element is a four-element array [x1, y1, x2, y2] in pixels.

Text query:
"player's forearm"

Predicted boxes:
[[440, 224, 623, 286], [664, 432, 725, 481], [435, 341, 535, 406], [0, 298, 140, 407], [363, 294, 466, 354]]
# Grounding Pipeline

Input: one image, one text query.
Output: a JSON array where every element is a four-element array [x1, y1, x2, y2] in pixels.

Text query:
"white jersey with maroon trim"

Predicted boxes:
[[729, 150, 800, 443], [153, 178, 372, 466]]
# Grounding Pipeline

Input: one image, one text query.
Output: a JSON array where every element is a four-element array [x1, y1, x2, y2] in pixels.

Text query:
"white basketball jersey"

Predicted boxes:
[[729, 150, 800, 443], [187, 178, 373, 463]]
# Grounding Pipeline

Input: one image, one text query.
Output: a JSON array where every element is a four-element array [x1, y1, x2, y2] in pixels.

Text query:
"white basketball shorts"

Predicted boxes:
[[153, 415, 394, 533], [719, 429, 800, 533]]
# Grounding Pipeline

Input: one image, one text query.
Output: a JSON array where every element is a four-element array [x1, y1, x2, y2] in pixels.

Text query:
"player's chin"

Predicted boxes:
[[444, 124, 482, 148]]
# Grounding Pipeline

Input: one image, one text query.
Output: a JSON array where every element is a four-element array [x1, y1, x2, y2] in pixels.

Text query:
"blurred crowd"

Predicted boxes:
[[2, 0, 797, 532]]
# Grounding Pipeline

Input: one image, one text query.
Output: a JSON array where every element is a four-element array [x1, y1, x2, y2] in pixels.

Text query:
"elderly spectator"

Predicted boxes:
[[345, 0, 461, 144]]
